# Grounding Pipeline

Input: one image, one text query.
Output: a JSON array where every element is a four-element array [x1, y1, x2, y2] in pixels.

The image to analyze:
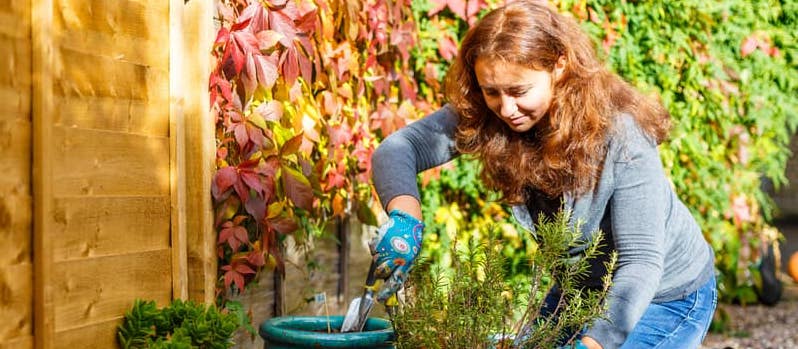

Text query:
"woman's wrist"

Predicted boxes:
[[385, 195, 422, 220], [580, 336, 602, 349]]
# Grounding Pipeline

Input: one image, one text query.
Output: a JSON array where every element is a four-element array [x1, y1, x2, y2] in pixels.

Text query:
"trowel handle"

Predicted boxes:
[[365, 255, 379, 287], [385, 294, 398, 318]]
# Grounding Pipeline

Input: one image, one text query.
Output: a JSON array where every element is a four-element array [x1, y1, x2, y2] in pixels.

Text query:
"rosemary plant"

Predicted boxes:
[[392, 210, 616, 349]]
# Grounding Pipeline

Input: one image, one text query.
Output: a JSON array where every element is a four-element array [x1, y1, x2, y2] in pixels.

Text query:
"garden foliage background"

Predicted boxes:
[[210, 0, 798, 306]]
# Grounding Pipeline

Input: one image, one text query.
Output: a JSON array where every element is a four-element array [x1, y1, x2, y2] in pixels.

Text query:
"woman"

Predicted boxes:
[[368, 1, 717, 348]]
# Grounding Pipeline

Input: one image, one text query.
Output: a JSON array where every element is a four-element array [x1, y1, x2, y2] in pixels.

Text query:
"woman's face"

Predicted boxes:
[[474, 57, 562, 133]]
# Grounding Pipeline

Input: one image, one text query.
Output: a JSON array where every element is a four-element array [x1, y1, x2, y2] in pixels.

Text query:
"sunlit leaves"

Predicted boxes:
[[222, 262, 256, 292], [428, 0, 488, 25], [212, 167, 238, 200], [280, 132, 303, 156], [281, 166, 313, 210], [210, 0, 439, 298], [255, 100, 283, 122], [219, 218, 250, 252]]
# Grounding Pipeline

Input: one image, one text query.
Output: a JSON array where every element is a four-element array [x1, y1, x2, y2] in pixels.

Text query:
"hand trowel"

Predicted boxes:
[[340, 255, 379, 332]]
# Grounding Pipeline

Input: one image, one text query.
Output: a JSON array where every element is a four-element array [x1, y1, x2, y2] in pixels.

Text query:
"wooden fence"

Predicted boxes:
[[0, 1, 378, 348], [0, 0, 217, 347]]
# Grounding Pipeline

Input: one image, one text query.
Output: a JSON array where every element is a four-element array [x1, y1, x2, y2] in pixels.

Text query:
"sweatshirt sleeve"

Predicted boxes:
[[584, 118, 668, 348], [371, 105, 460, 210]]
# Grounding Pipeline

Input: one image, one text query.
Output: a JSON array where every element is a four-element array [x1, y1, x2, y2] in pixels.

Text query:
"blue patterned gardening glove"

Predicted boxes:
[[369, 209, 424, 302]]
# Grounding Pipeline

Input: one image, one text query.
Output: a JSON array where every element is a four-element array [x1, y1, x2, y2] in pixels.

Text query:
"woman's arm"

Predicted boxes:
[[368, 105, 460, 301], [583, 117, 669, 349], [371, 105, 460, 213]]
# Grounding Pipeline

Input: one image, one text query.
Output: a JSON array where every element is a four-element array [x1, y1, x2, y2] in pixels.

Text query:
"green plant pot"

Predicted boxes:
[[259, 315, 395, 349]]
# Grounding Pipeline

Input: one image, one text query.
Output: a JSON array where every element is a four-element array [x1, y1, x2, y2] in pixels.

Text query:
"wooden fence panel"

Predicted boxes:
[[0, 0, 33, 348], [52, 197, 170, 261], [51, 127, 170, 197], [55, 320, 119, 349], [52, 250, 172, 332], [34, 0, 174, 347]]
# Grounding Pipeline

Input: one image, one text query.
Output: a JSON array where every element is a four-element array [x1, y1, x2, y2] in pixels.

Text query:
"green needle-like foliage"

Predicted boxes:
[[512, 211, 616, 349], [392, 210, 615, 349]]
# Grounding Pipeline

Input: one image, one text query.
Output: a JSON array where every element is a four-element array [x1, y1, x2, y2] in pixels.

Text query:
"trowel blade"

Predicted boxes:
[[340, 294, 374, 332]]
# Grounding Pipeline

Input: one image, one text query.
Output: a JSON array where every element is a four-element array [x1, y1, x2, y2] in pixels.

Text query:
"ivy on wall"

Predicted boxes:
[[414, 0, 798, 303], [209, 0, 437, 301], [567, 0, 798, 302]]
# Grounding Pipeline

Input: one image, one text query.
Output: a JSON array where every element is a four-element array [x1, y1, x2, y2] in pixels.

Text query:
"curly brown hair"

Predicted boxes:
[[444, 0, 670, 204]]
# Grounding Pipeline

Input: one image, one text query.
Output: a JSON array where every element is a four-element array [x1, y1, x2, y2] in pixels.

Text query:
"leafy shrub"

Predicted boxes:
[[393, 211, 615, 349], [117, 299, 245, 349], [414, 0, 798, 304]]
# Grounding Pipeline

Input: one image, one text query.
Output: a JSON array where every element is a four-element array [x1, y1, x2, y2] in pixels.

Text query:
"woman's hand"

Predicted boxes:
[[369, 208, 425, 302]]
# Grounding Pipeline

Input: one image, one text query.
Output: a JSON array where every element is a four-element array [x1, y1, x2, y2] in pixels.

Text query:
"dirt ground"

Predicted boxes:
[[700, 285, 798, 349], [700, 218, 798, 349]]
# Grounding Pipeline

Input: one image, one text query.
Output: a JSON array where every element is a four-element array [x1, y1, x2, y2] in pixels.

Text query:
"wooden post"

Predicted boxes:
[[32, 0, 55, 347], [337, 216, 350, 304], [169, 0, 189, 301], [176, 0, 217, 305], [273, 270, 284, 317]]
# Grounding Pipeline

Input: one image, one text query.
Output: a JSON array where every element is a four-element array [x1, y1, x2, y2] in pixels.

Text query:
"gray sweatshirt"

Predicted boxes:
[[371, 105, 714, 349]]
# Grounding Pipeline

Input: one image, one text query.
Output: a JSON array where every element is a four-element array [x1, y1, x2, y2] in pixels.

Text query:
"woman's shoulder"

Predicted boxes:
[[607, 113, 658, 163]]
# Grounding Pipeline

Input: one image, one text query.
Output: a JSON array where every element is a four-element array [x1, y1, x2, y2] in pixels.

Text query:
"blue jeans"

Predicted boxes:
[[541, 275, 717, 348], [619, 276, 717, 348]]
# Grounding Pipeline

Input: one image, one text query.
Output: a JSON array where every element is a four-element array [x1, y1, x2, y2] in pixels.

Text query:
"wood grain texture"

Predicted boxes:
[[0, 336, 33, 349], [54, 46, 169, 101], [50, 0, 170, 105], [0, 35, 32, 88], [55, 27, 168, 69], [0, 1, 31, 41], [53, 0, 168, 43], [0, 85, 32, 116], [52, 196, 170, 262], [170, 0, 188, 301], [54, 95, 170, 136], [55, 317, 121, 349], [28, 0, 178, 347], [52, 249, 172, 332], [0, 191, 32, 267], [0, 263, 33, 342], [0, 118, 32, 191], [178, 0, 217, 305], [32, 0, 56, 346], [52, 126, 170, 197]]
